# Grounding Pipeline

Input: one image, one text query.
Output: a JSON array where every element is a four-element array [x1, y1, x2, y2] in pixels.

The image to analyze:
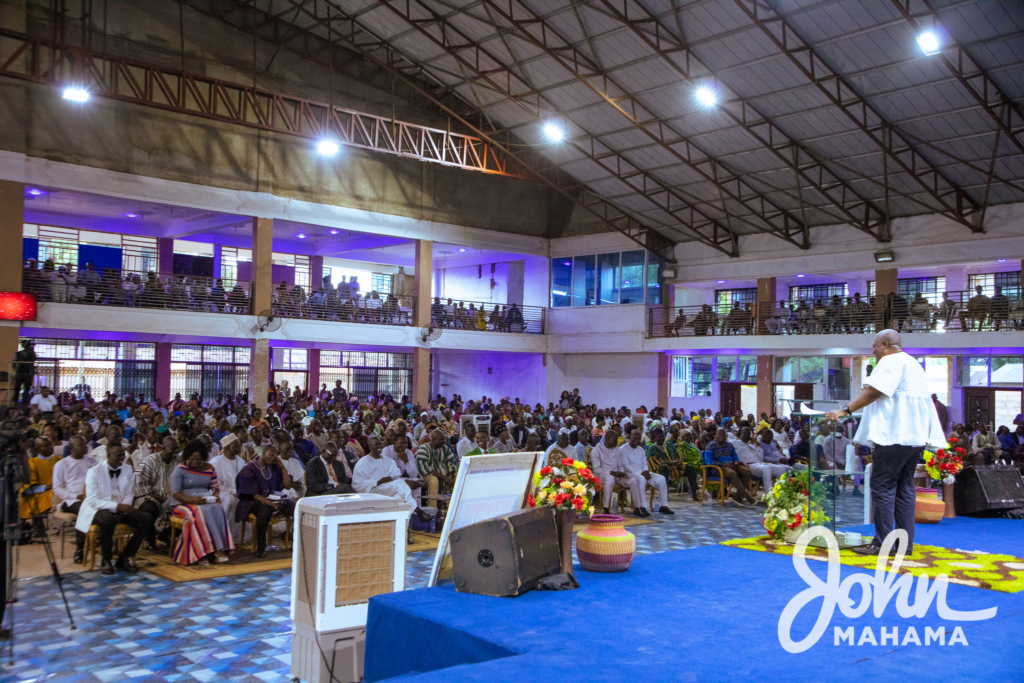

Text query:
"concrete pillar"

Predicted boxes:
[[657, 353, 670, 410], [249, 338, 270, 410], [212, 245, 222, 281], [308, 348, 321, 397], [875, 268, 898, 299], [412, 347, 430, 407], [158, 237, 174, 275], [757, 354, 774, 419], [756, 276, 776, 334], [0, 181, 24, 394], [251, 217, 274, 315], [310, 256, 324, 292], [507, 261, 525, 306], [414, 240, 432, 327], [155, 342, 172, 402]]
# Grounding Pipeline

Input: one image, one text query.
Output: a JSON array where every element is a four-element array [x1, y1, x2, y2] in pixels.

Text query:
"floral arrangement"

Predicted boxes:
[[528, 457, 601, 516], [761, 470, 830, 541], [924, 438, 965, 485]]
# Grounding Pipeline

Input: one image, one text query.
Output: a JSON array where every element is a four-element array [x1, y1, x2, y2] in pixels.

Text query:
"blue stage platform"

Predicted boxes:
[[365, 517, 1024, 682]]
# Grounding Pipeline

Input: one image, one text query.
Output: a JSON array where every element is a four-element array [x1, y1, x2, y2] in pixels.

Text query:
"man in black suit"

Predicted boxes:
[[305, 441, 356, 496]]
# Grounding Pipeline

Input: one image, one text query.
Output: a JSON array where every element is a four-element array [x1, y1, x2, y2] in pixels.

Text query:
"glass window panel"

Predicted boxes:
[[596, 252, 620, 305], [737, 356, 758, 383], [991, 356, 1023, 387], [969, 272, 1021, 299], [693, 355, 713, 396], [958, 356, 990, 387], [924, 357, 949, 404], [716, 357, 737, 382], [826, 357, 851, 401], [775, 357, 798, 383], [995, 391, 1022, 430], [798, 357, 825, 384], [789, 284, 848, 305], [572, 255, 596, 307], [715, 288, 757, 317], [646, 256, 663, 305], [670, 356, 691, 397], [551, 258, 572, 308], [619, 250, 645, 304]]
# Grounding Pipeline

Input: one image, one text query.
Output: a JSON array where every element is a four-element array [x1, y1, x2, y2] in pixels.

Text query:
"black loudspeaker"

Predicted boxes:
[[954, 466, 1024, 516], [449, 506, 560, 597]]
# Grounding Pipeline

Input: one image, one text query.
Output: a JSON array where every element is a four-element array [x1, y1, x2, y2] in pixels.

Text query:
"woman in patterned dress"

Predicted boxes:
[[169, 440, 234, 566]]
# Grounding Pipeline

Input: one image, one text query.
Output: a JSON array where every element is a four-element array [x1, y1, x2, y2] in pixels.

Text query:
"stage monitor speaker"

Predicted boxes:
[[450, 506, 560, 597], [954, 466, 1024, 516]]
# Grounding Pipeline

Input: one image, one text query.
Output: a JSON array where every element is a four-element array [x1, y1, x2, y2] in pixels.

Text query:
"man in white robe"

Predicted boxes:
[[383, 434, 420, 480], [210, 434, 244, 541], [352, 436, 417, 512], [589, 431, 644, 515], [730, 427, 788, 491], [619, 429, 671, 516]]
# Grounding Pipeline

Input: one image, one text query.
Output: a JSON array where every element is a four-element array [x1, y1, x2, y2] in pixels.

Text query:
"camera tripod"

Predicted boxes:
[[2, 463, 76, 667]]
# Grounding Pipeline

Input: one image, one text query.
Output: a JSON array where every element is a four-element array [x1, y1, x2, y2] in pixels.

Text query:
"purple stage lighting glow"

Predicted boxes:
[[27, 188, 45, 196], [124, 213, 139, 218]]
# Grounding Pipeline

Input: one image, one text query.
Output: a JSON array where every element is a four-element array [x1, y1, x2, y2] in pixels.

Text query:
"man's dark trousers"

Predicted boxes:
[[870, 444, 924, 552]]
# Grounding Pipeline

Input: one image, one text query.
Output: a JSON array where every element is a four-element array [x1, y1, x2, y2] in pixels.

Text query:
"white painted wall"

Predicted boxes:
[[546, 352, 658, 409], [524, 255, 549, 308], [436, 263, 508, 303], [433, 351, 545, 404]]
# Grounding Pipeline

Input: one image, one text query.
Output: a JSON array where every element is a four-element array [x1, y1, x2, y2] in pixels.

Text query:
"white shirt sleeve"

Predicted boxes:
[[352, 456, 381, 493], [863, 355, 903, 397], [52, 459, 71, 503]]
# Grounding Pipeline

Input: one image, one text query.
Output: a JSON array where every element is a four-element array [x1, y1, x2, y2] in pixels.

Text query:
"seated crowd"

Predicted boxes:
[[665, 287, 1024, 337], [19, 380, 985, 576]]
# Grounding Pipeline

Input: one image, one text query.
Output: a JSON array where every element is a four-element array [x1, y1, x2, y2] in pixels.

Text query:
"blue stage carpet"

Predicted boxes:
[[365, 517, 1024, 683]]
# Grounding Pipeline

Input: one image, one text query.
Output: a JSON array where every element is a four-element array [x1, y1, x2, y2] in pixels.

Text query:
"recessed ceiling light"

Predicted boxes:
[[563, 261, 571, 266], [329, 230, 339, 235], [26, 188, 45, 196], [62, 87, 90, 102], [123, 213, 139, 218], [695, 86, 718, 107], [917, 31, 940, 56], [998, 259, 1007, 263], [717, 280, 725, 283], [296, 233, 306, 239], [316, 139, 340, 156], [543, 122, 564, 142], [796, 274, 806, 278], [459, 248, 466, 252]]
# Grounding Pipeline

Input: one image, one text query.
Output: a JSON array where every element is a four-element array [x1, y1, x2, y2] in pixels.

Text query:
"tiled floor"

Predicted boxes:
[[3, 489, 865, 682]]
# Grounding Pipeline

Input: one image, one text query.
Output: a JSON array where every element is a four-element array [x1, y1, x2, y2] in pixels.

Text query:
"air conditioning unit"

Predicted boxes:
[[291, 493, 411, 683]]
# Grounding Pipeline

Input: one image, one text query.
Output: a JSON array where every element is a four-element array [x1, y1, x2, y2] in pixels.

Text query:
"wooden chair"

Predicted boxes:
[[167, 515, 185, 557], [242, 513, 292, 554], [700, 450, 731, 506], [82, 523, 135, 571]]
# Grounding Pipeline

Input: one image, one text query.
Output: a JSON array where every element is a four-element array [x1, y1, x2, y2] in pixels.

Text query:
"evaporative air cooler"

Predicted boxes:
[[290, 493, 411, 683]]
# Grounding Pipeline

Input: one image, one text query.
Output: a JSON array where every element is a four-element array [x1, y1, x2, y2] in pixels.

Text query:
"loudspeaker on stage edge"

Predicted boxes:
[[450, 506, 561, 597], [954, 465, 1024, 516]]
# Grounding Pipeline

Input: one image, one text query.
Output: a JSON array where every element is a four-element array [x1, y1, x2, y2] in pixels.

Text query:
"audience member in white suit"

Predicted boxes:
[[75, 443, 154, 575], [618, 427, 673, 517], [589, 430, 645, 517]]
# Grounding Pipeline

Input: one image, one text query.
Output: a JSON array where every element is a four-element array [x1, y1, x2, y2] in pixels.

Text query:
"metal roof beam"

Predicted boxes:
[[889, 0, 1024, 161], [732, 0, 982, 234]]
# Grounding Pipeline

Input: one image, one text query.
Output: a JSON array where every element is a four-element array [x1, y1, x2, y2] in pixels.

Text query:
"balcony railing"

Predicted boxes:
[[429, 299, 545, 334], [23, 263, 546, 334], [23, 265, 252, 314], [649, 291, 1024, 338]]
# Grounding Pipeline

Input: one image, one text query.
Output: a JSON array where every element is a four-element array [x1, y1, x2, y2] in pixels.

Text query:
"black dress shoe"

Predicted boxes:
[[255, 549, 267, 559], [73, 549, 84, 564], [659, 506, 675, 515], [633, 508, 645, 518], [639, 508, 652, 517], [100, 562, 115, 576], [115, 558, 140, 573], [852, 545, 905, 557]]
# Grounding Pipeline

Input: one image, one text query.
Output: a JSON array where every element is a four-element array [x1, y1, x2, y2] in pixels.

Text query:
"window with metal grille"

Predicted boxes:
[[897, 276, 946, 306], [169, 344, 250, 401], [25, 338, 156, 400], [789, 283, 848, 305], [715, 287, 757, 316], [319, 351, 412, 399], [969, 272, 1021, 299], [370, 273, 393, 295]]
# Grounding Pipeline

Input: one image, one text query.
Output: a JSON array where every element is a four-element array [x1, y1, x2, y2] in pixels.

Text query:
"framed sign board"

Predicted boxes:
[[427, 452, 541, 587]]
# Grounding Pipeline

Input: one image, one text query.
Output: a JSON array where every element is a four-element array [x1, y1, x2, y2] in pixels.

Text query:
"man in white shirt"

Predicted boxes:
[[731, 427, 788, 492], [30, 386, 57, 414], [590, 431, 644, 515], [52, 435, 96, 563], [210, 434, 244, 541], [278, 442, 306, 497], [75, 443, 154, 575], [384, 434, 420, 479], [827, 330, 946, 556], [352, 436, 418, 512], [455, 422, 477, 464], [619, 428, 672, 516]]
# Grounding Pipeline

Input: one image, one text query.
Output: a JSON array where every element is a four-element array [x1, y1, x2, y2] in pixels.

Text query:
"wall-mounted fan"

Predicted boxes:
[[257, 310, 282, 333], [420, 325, 442, 344]]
